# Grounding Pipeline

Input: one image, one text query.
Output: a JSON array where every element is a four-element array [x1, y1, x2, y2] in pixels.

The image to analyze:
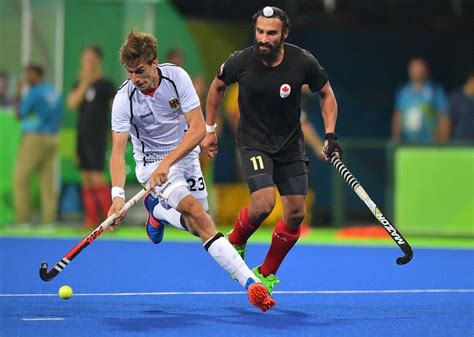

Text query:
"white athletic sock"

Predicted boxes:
[[205, 234, 257, 288], [152, 203, 186, 231]]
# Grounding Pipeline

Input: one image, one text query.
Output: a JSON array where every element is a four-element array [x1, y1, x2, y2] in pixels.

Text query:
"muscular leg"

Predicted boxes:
[[176, 194, 260, 288], [281, 195, 306, 228], [259, 194, 305, 276], [228, 187, 276, 246], [151, 197, 210, 232], [176, 195, 215, 241]]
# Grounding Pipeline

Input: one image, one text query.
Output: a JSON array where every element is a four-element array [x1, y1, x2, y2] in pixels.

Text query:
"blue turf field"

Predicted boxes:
[[1, 237, 473, 336]]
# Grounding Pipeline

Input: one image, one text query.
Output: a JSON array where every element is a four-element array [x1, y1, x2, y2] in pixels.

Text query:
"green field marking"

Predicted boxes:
[[1, 225, 472, 249]]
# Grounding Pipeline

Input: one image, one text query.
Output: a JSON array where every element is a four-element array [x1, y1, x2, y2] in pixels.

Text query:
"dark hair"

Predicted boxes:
[[85, 45, 103, 60], [25, 63, 44, 77], [252, 6, 290, 32]]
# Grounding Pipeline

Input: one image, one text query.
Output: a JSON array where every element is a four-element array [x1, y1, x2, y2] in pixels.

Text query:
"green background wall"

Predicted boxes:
[[395, 147, 474, 236]]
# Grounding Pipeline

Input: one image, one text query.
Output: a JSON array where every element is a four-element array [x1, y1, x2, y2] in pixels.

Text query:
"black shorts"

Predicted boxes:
[[238, 145, 309, 195], [77, 137, 107, 171]]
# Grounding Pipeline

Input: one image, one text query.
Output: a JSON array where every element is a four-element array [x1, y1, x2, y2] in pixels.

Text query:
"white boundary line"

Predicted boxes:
[[1, 289, 473, 297], [21, 318, 64, 321]]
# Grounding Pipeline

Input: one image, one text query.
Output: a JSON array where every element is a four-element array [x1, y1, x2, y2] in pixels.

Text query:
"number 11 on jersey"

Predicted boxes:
[[250, 155, 264, 170]]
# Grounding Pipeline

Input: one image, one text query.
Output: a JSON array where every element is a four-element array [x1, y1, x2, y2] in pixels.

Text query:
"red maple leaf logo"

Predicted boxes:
[[282, 86, 289, 92]]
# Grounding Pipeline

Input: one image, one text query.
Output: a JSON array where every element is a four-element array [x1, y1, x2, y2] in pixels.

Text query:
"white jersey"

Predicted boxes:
[[111, 64, 201, 172]]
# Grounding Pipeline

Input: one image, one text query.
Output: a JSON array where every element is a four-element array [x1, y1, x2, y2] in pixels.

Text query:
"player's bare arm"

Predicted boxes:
[[201, 76, 227, 158], [319, 81, 337, 134], [149, 106, 206, 188], [318, 81, 342, 160], [108, 131, 129, 226]]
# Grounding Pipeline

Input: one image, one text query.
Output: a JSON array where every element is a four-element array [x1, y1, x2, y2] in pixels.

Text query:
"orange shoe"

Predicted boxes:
[[247, 281, 276, 312]]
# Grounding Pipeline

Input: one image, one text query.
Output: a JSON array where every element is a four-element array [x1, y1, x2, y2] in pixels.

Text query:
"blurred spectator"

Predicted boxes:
[[14, 64, 63, 229], [444, 70, 474, 141], [0, 71, 12, 106], [166, 48, 185, 67], [67, 46, 115, 229], [391, 57, 449, 143]]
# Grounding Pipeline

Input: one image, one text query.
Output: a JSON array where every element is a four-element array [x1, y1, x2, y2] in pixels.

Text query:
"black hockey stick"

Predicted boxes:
[[330, 156, 413, 265], [39, 187, 149, 281]]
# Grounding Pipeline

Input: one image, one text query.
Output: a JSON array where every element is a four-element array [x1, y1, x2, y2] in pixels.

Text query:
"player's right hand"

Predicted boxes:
[[201, 133, 218, 158], [107, 198, 126, 231], [322, 133, 343, 161]]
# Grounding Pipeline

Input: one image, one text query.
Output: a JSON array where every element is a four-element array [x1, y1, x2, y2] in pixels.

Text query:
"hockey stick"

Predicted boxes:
[[39, 186, 149, 281], [330, 156, 413, 265]]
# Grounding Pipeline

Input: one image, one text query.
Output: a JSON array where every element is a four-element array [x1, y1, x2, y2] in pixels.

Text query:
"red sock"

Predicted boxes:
[[228, 205, 260, 246], [94, 184, 112, 219], [82, 187, 100, 226], [260, 218, 301, 276]]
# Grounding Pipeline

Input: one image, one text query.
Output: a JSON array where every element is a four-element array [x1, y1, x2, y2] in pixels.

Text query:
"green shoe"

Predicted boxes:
[[252, 265, 280, 296], [224, 231, 247, 260]]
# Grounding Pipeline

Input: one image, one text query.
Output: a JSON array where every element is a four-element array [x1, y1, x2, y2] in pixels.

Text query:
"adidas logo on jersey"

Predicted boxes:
[[139, 112, 152, 119]]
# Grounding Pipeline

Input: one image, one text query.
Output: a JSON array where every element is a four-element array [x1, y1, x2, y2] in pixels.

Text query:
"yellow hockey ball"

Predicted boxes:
[[58, 285, 73, 300]]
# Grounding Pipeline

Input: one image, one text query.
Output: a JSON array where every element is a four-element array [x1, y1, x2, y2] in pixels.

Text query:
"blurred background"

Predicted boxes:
[[0, 0, 472, 240]]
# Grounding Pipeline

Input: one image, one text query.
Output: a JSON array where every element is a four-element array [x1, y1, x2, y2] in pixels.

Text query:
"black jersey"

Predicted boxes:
[[76, 78, 116, 142], [217, 43, 328, 154]]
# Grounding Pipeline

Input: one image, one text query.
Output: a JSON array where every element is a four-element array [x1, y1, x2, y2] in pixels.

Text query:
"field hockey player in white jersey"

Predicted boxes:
[[108, 29, 275, 312]]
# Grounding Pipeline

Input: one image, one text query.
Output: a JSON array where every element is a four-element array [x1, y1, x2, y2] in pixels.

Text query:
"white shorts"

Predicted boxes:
[[136, 153, 208, 208]]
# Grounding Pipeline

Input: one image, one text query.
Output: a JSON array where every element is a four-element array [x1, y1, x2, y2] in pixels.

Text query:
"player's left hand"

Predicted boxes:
[[201, 133, 218, 159], [150, 161, 170, 188], [322, 133, 343, 161], [107, 198, 126, 231]]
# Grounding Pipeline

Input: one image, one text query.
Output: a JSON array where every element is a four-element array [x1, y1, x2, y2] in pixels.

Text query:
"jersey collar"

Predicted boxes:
[[145, 67, 162, 97]]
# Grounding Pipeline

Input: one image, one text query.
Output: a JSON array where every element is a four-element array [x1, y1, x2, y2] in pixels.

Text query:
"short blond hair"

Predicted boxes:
[[119, 28, 157, 67]]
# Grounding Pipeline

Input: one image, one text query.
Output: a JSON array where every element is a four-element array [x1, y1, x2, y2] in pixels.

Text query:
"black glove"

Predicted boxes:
[[323, 133, 343, 159]]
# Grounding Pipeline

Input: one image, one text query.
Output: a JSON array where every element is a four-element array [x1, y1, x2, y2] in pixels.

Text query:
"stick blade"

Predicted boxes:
[[39, 262, 57, 282], [396, 247, 414, 265]]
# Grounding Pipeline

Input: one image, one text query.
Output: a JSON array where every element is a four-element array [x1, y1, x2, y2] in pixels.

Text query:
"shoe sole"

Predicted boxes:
[[247, 283, 276, 312]]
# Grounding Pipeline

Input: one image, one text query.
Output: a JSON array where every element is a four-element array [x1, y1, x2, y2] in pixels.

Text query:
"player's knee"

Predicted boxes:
[[284, 209, 306, 227], [180, 202, 204, 223], [251, 202, 274, 223], [251, 193, 276, 221], [179, 201, 215, 236]]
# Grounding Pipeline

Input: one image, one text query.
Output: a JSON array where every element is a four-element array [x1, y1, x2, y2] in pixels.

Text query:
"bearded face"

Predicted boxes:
[[254, 36, 285, 64], [254, 16, 288, 64]]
